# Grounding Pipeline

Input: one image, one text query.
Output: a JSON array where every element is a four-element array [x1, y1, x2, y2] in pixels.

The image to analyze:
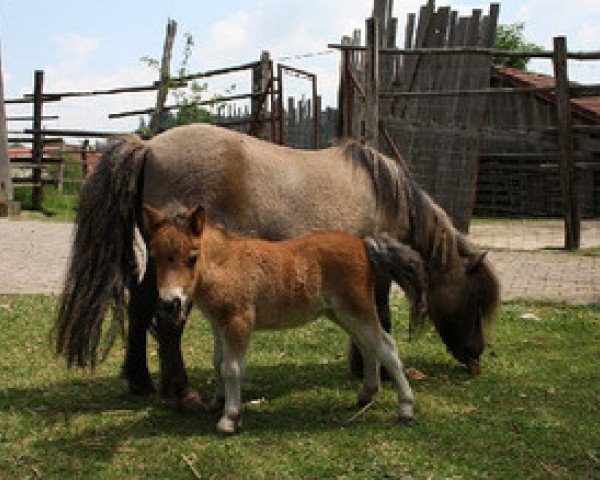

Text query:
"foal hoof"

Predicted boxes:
[[177, 389, 203, 412], [216, 416, 241, 436], [398, 402, 415, 424], [398, 414, 415, 425]]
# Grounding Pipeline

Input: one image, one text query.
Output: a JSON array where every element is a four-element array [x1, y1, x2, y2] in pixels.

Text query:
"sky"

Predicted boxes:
[[1, 0, 599, 134]]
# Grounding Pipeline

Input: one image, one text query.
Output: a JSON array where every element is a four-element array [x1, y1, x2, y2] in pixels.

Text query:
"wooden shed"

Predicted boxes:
[[476, 65, 600, 218]]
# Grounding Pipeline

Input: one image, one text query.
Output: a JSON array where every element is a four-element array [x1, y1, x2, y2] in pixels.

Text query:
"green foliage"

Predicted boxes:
[[494, 23, 543, 69], [0, 295, 599, 478]]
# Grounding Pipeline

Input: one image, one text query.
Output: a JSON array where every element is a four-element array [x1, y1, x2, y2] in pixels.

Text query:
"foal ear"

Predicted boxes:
[[188, 205, 206, 236], [142, 204, 163, 236], [466, 251, 488, 275]]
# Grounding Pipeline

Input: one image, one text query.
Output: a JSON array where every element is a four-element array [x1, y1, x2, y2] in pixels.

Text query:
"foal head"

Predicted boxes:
[[142, 203, 206, 323]]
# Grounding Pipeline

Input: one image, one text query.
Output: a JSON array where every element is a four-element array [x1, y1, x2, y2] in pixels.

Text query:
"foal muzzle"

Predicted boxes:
[[156, 297, 192, 324]]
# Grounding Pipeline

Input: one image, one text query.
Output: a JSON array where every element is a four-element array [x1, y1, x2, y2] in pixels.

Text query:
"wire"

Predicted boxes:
[[276, 49, 336, 62]]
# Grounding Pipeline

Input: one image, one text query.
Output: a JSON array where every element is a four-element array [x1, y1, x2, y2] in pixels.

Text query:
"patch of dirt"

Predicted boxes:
[[0, 218, 598, 303]]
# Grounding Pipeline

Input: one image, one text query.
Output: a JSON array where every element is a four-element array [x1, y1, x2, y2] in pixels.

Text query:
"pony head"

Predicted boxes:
[[142, 203, 206, 323], [426, 240, 500, 373]]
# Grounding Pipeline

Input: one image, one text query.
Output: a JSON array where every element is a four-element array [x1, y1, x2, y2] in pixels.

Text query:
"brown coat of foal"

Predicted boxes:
[[143, 203, 427, 435]]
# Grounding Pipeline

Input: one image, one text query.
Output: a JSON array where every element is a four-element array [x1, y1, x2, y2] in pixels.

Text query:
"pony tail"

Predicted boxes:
[[53, 135, 147, 368], [364, 234, 428, 330]]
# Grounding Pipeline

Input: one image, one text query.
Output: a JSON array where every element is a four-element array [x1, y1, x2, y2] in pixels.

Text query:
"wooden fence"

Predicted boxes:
[[331, 0, 600, 249], [2, 17, 329, 210]]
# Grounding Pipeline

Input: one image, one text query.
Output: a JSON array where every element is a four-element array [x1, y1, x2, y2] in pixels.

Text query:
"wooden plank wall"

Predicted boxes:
[[476, 76, 600, 218], [342, 0, 499, 232], [387, 1, 498, 232]]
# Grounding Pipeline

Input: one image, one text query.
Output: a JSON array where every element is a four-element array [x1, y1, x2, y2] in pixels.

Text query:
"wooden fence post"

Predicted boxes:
[[364, 17, 379, 146], [277, 64, 285, 144], [81, 139, 90, 177], [0, 34, 13, 215], [251, 51, 272, 139], [32, 70, 44, 210], [553, 36, 580, 250], [150, 19, 177, 135]]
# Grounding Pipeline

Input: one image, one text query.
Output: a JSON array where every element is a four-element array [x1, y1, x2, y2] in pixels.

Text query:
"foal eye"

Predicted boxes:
[[186, 251, 198, 268]]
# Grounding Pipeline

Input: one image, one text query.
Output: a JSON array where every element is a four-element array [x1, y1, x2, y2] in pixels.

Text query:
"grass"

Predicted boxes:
[[0, 296, 598, 479], [14, 186, 78, 222], [13, 159, 82, 222]]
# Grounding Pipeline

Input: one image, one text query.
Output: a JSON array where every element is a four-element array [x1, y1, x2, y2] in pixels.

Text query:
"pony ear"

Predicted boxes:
[[188, 205, 206, 236], [466, 251, 488, 275], [142, 204, 163, 237]]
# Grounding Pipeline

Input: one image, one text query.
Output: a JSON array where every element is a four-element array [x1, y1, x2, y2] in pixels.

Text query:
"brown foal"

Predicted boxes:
[[143, 203, 427, 435]]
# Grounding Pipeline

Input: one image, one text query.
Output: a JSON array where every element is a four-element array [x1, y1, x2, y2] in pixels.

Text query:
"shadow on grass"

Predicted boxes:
[[2, 351, 598, 478]]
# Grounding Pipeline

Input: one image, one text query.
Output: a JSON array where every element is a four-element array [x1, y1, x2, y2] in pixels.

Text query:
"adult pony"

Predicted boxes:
[[142, 202, 427, 434], [54, 123, 500, 403]]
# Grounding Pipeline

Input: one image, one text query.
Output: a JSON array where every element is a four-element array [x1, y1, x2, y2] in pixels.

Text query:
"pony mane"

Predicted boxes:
[[341, 139, 500, 343], [341, 140, 459, 272], [341, 140, 411, 219]]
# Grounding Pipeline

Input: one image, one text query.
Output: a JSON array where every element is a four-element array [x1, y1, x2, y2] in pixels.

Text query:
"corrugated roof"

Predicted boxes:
[[492, 65, 600, 123]]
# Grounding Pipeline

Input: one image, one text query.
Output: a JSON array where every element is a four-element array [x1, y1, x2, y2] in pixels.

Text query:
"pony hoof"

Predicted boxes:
[[216, 416, 241, 436], [177, 389, 203, 412], [467, 360, 481, 376], [128, 379, 156, 396]]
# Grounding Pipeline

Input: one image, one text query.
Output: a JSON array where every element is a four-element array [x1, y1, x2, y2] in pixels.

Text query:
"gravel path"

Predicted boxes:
[[1, 218, 598, 303]]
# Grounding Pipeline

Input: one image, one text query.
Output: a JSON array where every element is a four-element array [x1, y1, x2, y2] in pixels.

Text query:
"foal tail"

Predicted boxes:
[[53, 135, 147, 367], [364, 234, 427, 328]]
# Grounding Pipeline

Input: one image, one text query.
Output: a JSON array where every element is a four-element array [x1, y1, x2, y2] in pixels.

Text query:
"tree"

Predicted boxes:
[[138, 32, 214, 136], [493, 23, 543, 70]]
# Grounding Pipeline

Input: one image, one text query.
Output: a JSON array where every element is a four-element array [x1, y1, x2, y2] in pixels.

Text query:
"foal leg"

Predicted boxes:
[[216, 344, 247, 435], [206, 322, 225, 412], [355, 338, 380, 408], [375, 331, 415, 423], [123, 270, 156, 395], [215, 317, 250, 435], [349, 275, 392, 380]]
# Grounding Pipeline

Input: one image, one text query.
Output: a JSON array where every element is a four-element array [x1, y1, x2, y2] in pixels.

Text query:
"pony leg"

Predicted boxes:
[[123, 271, 156, 396], [154, 314, 201, 410], [349, 275, 392, 380]]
